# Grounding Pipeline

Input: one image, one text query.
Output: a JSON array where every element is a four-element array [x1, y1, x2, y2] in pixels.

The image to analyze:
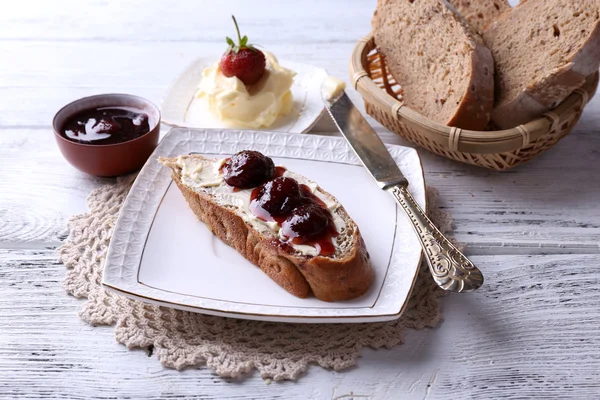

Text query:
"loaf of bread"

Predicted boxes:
[[482, 0, 600, 128], [159, 154, 374, 302], [372, 0, 495, 130], [446, 0, 510, 34]]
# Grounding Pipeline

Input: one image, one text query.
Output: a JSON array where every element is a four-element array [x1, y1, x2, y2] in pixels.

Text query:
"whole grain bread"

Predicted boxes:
[[446, 0, 511, 34], [483, 0, 600, 129], [159, 155, 374, 302], [372, 0, 495, 130]]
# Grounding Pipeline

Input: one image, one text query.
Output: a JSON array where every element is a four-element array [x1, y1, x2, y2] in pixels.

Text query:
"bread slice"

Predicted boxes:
[[372, 0, 495, 131], [482, 0, 600, 129], [446, 0, 511, 33], [159, 154, 374, 302]]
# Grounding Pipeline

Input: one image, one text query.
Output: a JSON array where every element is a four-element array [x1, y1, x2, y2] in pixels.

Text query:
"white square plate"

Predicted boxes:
[[160, 57, 328, 133], [102, 128, 425, 323]]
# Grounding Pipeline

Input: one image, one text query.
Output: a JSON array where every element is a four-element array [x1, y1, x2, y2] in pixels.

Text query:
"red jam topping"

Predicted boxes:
[[221, 150, 274, 189], [61, 107, 150, 145], [249, 178, 338, 256], [273, 166, 286, 178], [251, 177, 303, 217], [222, 150, 338, 256], [280, 202, 338, 256]]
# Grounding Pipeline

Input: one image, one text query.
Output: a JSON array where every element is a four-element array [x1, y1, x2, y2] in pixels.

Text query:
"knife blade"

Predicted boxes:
[[324, 92, 408, 190], [323, 87, 483, 293]]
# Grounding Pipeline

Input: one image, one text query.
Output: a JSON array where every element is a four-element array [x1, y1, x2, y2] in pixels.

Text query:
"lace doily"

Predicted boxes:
[[59, 176, 454, 381]]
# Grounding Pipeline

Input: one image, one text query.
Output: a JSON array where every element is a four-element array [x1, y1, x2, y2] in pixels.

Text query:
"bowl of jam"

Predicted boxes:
[[52, 94, 161, 176]]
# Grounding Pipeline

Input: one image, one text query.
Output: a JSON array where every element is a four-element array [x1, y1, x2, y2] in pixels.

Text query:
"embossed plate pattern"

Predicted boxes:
[[102, 128, 426, 323]]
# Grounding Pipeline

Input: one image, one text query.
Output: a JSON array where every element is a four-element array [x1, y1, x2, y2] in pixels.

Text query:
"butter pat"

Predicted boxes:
[[321, 75, 346, 101], [290, 244, 320, 257], [176, 156, 225, 189], [195, 51, 296, 129]]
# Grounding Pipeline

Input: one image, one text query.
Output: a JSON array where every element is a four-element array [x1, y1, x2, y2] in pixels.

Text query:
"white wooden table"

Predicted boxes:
[[2, 1, 600, 398]]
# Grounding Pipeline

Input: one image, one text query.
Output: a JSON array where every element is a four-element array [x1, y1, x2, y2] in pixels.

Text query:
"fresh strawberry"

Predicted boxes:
[[219, 15, 266, 86]]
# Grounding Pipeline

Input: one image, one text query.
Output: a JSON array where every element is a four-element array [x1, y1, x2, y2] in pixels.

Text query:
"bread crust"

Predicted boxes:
[[447, 42, 495, 130], [165, 159, 374, 302]]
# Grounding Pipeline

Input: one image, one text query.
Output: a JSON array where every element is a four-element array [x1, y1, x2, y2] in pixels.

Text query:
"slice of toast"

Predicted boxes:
[[159, 154, 374, 302], [446, 0, 511, 34], [372, 0, 495, 130], [482, 0, 600, 128]]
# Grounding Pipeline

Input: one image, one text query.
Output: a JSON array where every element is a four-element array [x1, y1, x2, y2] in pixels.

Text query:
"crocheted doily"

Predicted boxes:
[[59, 176, 454, 381]]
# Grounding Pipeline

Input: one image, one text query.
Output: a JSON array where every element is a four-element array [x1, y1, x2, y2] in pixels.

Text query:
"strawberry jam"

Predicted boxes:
[[222, 150, 275, 189], [221, 150, 338, 256], [280, 203, 338, 256], [252, 177, 302, 217], [61, 107, 150, 145], [273, 166, 287, 178], [249, 178, 338, 256]]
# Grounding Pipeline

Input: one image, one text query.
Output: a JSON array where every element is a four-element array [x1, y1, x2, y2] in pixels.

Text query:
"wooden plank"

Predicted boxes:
[[420, 115, 600, 252], [1, 249, 599, 399], [0, 128, 111, 245], [3, 0, 597, 398], [0, 0, 374, 43]]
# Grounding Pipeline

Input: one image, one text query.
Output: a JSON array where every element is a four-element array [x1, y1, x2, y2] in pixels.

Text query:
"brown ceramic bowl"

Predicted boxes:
[[52, 94, 160, 177]]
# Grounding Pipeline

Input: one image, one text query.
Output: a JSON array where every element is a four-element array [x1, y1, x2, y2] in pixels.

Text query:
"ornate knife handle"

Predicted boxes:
[[388, 185, 484, 292]]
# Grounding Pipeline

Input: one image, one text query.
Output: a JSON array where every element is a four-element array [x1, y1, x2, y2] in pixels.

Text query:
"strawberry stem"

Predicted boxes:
[[232, 15, 243, 46]]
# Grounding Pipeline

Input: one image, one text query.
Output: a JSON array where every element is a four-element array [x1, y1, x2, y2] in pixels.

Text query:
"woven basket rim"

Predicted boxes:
[[351, 33, 599, 151]]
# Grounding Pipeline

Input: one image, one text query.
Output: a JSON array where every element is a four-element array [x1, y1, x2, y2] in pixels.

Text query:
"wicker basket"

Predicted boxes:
[[350, 34, 599, 171]]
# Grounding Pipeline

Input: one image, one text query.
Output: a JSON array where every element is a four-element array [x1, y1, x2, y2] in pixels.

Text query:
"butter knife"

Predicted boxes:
[[323, 90, 483, 292]]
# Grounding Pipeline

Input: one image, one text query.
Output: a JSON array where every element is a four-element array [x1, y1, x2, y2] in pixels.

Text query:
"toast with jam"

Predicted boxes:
[[159, 151, 374, 302]]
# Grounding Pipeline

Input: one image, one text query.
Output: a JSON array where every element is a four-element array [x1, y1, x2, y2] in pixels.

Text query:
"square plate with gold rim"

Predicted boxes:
[[102, 128, 425, 323]]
